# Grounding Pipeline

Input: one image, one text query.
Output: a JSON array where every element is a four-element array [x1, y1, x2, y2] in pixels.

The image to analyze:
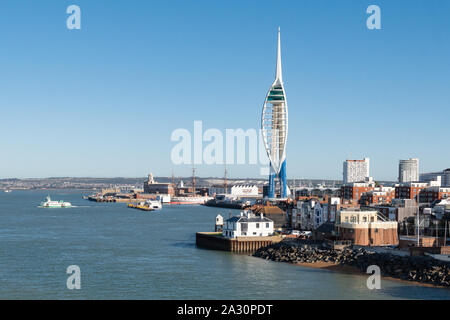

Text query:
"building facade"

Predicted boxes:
[[336, 210, 398, 246], [143, 173, 174, 196], [359, 187, 395, 205], [341, 177, 376, 203], [420, 169, 450, 187], [222, 212, 274, 238], [399, 158, 419, 183], [343, 158, 370, 183]]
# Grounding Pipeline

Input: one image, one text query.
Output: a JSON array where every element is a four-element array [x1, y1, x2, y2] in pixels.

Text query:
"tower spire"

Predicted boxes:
[[276, 27, 283, 82]]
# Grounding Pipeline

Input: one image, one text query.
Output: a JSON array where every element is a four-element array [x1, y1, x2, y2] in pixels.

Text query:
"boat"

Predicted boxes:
[[128, 202, 154, 212], [170, 196, 213, 205], [146, 199, 162, 210], [4, 189, 12, 193], [40, 196, 72, 208]]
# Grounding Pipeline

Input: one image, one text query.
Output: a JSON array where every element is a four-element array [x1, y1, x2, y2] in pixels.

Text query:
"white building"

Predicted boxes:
[[222, 211, 274, 238], [209, 184, 259, 197], [399, 158, 419, 183], [231, 185, 259, 196], [343, 158, 370, 183]]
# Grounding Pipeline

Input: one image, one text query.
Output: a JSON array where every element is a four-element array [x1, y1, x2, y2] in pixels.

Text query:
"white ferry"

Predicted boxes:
[[146, 199, 162, 210], [170, 196, 213, 205], [40, 196, 72, 208]]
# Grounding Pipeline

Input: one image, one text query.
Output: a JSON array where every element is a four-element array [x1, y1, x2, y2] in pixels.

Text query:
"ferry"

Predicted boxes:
[[170, 196, 213, 205], [146, 199, 162, 210], [128, 200, 162, 211], [40, 196, 72, 208]]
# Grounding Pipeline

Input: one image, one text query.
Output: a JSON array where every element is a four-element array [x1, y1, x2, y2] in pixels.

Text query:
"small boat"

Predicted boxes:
[[40, 196, 72, 208], [4, 189, 12, 193], [170, 196, 213, 205], [146, 199, 162, 210], [128, 202, 154, 212]]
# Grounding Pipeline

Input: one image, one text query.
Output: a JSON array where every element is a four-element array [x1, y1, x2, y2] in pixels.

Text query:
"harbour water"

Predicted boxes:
[[0, 190, 449, 300]]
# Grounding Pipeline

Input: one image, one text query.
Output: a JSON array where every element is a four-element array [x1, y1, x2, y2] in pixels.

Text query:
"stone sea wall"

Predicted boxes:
[[253, 241, 450, 287]]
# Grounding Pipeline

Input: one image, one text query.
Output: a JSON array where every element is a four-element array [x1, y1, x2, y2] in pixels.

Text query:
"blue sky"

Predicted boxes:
[[0, 0, 449, 180]]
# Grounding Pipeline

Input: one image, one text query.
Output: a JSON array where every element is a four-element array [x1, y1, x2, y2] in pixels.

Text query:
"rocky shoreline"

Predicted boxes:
[[253, 241, 450, 288]]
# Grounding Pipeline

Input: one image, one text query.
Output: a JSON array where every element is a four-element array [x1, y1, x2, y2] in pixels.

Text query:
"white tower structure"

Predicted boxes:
[[261, 27, 288, 198]]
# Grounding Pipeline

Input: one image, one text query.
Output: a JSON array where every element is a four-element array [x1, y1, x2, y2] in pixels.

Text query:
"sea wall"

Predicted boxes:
[[253, 241, 450, 287], [196, 232, 282, 253]]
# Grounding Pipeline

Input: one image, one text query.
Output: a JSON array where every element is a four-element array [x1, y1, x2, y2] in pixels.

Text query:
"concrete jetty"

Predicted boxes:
[[196, 232, 282, 253]]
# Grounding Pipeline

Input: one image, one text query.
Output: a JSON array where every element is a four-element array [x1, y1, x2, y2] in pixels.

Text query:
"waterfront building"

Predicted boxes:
[[251, 204, 287, 229], [143, 173, 174, 196], [291, 197, 347, 231], [222, 212, 274, 238], [231, 185, 259, 197], [343, 158, 370, 184], [215, 214, 224, 232], [399, 158, 419, 183], [209, 184, 259, 198], [261, 28, 288, 199], [336, 210, 398, 246]]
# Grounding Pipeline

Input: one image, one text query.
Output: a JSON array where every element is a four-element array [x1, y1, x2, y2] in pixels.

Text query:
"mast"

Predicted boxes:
[[192, 167, 196, 197], [276, 27, 283, 83], [171, 170, 175, 188], [224, 165, 228, 195]]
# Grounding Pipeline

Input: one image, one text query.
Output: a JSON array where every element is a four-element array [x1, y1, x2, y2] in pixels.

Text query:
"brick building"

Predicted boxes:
[[336, 210, 398, 246], [341, 178, 376, 203], [395, 182, 429, 201], [419, 187, 450, 203]]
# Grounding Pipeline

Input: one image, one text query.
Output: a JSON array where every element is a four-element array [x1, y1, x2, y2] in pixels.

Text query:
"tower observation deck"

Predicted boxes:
[[261, 28, 289, 199]]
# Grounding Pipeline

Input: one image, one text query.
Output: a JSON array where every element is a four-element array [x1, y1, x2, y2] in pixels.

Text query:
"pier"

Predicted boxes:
[[196, 232, 282, 253]]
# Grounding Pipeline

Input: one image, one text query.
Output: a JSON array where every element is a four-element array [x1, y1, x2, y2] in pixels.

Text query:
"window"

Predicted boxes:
[[253, 232, 257, 235], [266, 223, 270, 228], [256, 223, 260, 229]]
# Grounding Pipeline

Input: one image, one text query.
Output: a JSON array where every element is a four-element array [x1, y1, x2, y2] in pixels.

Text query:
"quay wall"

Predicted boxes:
[[196, 232, 282, 253]]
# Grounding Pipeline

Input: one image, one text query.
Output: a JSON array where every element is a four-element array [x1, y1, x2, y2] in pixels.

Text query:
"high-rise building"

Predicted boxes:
[[261, 28, 288, 198], [343, 158, 370, 184], [420, 168, 450, 187], [398, 158, 419, 183]]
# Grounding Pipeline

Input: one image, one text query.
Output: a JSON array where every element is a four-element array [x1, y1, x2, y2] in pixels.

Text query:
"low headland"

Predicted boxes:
[[253, 240, 450, 288]]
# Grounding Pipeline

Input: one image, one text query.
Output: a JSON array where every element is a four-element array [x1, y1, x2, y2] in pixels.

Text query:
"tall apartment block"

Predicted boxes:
[[398, 158, 419, 183], [343, 158, 370, 184]]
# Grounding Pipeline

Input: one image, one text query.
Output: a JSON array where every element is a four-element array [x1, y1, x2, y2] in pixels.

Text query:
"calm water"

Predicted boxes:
[[0, 190, 449, 300]]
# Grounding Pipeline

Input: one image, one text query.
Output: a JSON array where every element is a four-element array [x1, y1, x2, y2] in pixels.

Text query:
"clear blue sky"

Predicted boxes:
[[0, 0, 449, 180]]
